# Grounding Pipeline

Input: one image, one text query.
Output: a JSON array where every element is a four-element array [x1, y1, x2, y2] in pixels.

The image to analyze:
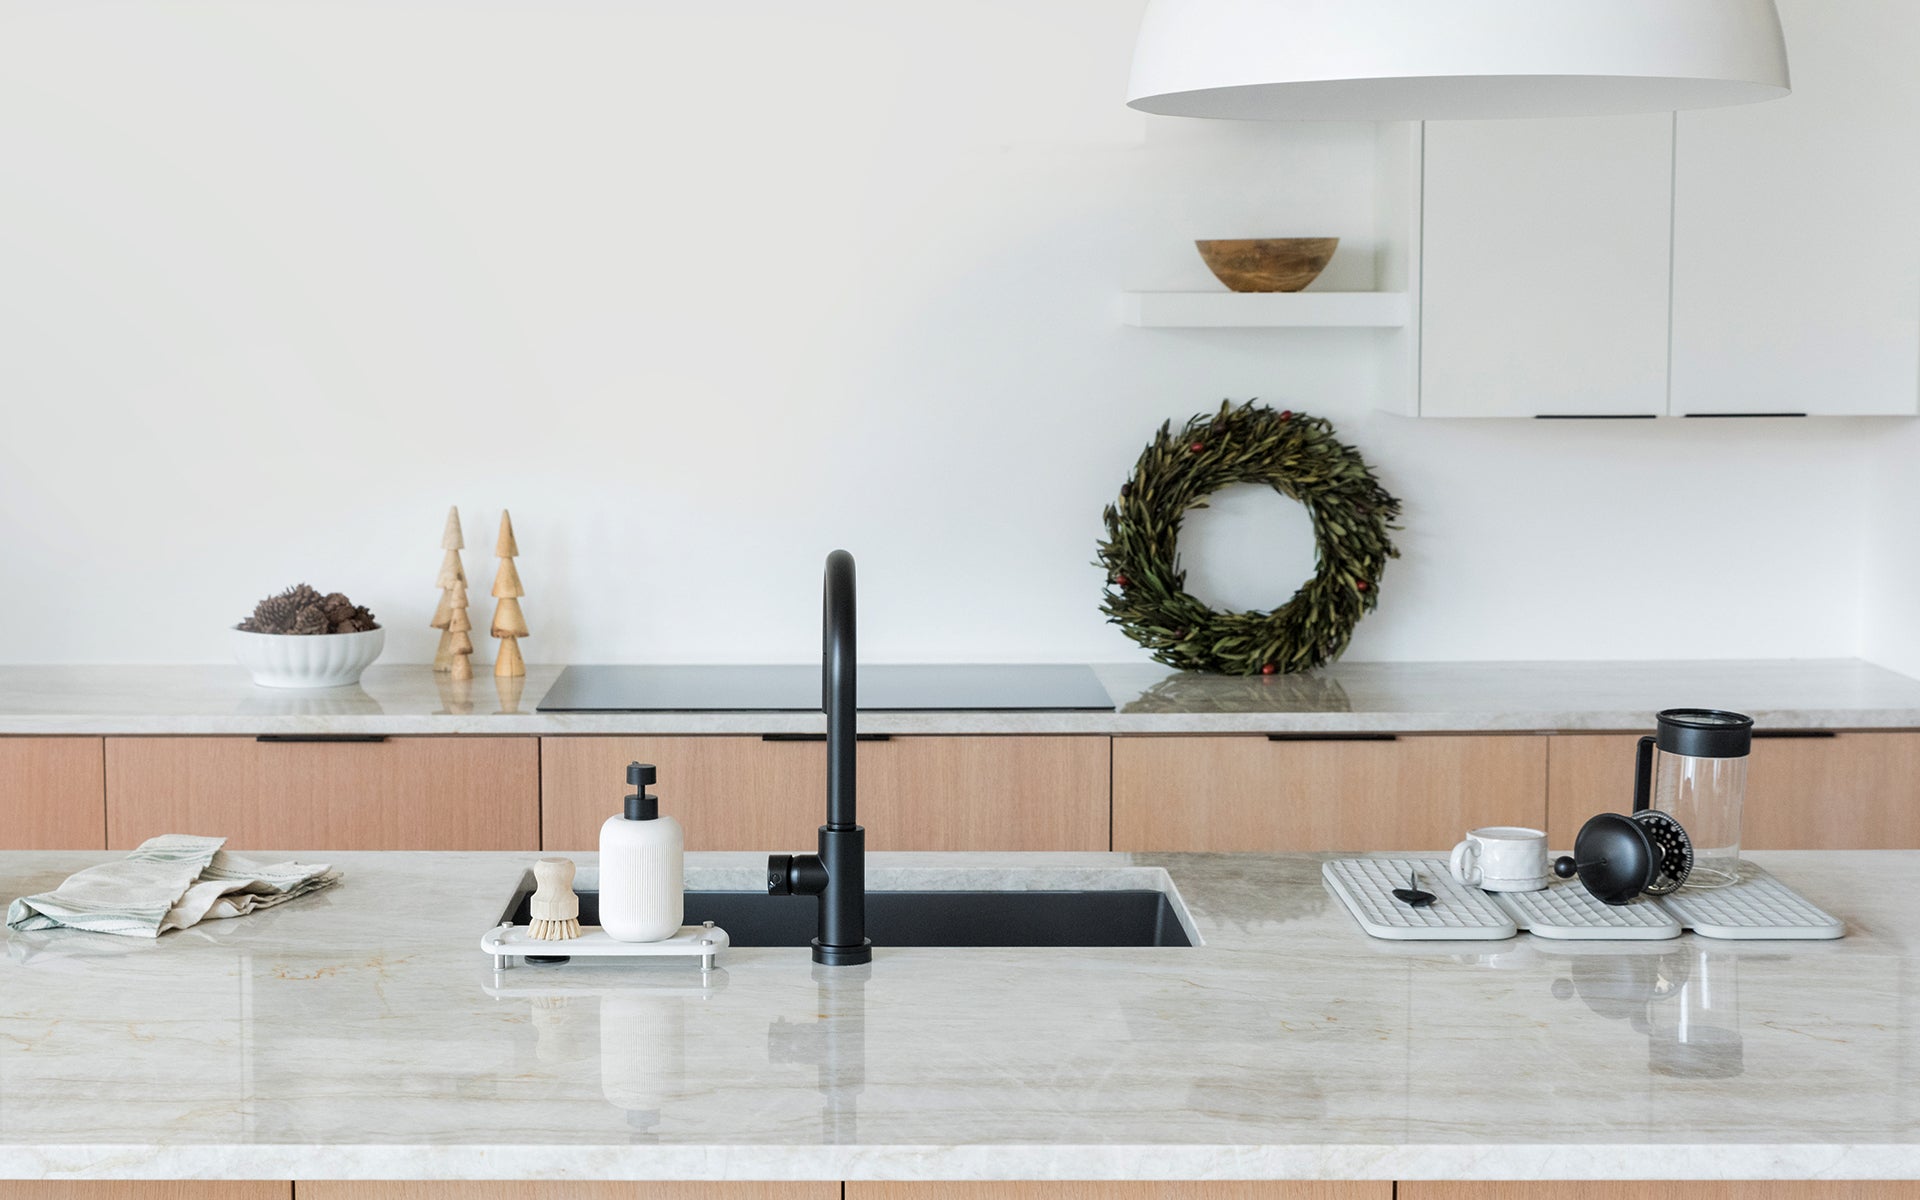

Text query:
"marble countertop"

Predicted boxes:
[[1, 848, 1916, 1181], [3, 658, 1919, 735]]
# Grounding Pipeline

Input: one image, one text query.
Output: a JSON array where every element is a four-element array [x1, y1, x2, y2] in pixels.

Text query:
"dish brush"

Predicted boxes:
[[528, 856, 582, 941]]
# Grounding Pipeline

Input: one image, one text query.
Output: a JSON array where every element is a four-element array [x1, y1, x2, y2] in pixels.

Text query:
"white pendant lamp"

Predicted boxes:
[[1127, 0, 1790, 121]]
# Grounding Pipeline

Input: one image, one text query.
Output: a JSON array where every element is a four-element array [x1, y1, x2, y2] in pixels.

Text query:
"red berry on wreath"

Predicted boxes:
[[1189, 442, 1205, 453], [1260, 663, 1278, 675], [1280, 410, 1293, 421], [1356, 579, 1370, 592], [1114, 575, 1129, 588]]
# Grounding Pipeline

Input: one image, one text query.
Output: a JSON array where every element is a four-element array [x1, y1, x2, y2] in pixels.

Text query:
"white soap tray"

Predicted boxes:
[[481, 920, 730, 971]]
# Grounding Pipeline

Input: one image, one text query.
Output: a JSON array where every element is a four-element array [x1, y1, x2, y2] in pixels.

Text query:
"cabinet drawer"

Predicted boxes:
[[0, 736, 106, 849], [848, 1184, 1386, 1200], [300, 1185, 833, 1200], [1548, 731, 1920, 850], [0, 1186, 286, 1200], [1403, 1185, 1918, 1200], [541, 735, 1109, 853], [104, 736, 538, 851], [1113, 734, 1546, 852]]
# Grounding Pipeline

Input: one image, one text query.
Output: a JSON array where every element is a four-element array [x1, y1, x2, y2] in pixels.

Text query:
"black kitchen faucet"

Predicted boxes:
[[765, 549, 871, 965]]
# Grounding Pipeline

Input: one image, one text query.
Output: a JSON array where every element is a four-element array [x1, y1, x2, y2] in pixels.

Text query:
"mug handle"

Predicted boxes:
[[1450, 839, 1480, 885]]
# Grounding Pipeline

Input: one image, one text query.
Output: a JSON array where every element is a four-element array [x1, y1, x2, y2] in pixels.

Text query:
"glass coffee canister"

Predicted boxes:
[[1636, 708, 1754, 888]]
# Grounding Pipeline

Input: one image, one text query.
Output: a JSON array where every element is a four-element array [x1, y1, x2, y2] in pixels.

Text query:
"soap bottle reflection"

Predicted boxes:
[[600, 988, 688, 1138], [768, 963, 869, 1143], [1551, 947, 1743, 1079]]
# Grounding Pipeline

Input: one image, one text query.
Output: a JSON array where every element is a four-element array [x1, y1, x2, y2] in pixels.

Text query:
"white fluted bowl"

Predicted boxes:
[[231, 626, 385, 689]]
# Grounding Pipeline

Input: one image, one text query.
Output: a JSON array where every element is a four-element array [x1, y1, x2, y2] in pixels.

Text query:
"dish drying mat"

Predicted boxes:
[[1324, 858, 1842, 942]]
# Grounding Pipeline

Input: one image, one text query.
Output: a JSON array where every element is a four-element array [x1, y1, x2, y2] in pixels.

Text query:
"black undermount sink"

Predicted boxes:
[[502, 883, 1193, 948]]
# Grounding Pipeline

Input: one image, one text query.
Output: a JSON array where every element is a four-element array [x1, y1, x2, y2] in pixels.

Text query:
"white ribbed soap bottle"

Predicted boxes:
[[598, 761, 684, 942]]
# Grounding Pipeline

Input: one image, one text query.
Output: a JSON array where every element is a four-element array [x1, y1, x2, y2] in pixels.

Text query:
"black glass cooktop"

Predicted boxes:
[[537, 664, 1114, 712]]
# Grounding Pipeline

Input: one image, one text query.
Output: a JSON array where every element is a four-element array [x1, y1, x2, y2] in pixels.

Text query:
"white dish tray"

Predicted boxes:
[[1325, 858, 1843, 942], [481, 921, 729, 970]]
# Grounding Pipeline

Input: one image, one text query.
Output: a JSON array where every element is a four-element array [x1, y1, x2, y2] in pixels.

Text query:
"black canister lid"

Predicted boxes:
[[1655, 708, 1753, 759]]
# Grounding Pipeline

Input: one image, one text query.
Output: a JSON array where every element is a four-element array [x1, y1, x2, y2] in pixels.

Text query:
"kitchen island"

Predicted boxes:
[[2, 849, 1915, 1183]]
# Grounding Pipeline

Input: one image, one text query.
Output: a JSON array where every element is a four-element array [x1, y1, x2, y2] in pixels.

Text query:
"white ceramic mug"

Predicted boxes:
[[1450, 826, 1550, 892]]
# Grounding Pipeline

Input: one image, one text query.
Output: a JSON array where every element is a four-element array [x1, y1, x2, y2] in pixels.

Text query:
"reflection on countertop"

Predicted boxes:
[[0, 848, 1913, 1181], [4, 657, 1920, 734]]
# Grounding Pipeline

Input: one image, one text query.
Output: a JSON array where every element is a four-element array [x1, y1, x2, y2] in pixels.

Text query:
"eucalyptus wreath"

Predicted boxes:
[[1097, 400, 1402, 675]]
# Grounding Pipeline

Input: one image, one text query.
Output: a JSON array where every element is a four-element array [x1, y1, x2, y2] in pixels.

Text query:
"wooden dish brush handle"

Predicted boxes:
[[531, 856, 580, 923]]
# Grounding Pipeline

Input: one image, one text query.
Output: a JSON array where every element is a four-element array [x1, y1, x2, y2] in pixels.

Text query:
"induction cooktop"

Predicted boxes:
[[537, 664, 1114, 712]]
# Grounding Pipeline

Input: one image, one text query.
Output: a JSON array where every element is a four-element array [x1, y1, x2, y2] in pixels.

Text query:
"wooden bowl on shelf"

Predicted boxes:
[[1195, 237, 1339, 293]]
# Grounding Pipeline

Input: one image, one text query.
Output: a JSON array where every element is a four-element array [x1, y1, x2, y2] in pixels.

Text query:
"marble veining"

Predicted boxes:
[[2, 658, 1918, 734], [2, 848, 1917, 1180]]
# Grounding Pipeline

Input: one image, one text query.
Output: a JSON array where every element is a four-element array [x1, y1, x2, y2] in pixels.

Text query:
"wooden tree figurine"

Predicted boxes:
[[446, 577, 474, 680], [431, 507, 466, 673], [491, 510, 528, 677]]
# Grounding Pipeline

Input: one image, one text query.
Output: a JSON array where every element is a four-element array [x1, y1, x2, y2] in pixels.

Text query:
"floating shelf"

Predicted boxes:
[[1119, 290, 1410, 329]]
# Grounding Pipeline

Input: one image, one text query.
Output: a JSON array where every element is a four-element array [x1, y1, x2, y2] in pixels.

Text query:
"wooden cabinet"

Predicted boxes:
[[1671, 0, 1920, 416], [104, 736, 539, 851], [541, 735, 1109, 853], [0, 1186, 285, 1200], [1113, 734, 1546, 852], [1546, 732, 1920, 849], [1419, 114, 1674, 417], [0, 737, 105, 850], [848, 1187, 1383, 1200], [1401, 1184, 1916, 1200], [299, 1185, 832, 1200]]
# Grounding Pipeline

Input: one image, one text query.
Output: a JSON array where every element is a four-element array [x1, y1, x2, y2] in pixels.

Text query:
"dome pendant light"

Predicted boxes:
[[1127, 0, 1790, 121]]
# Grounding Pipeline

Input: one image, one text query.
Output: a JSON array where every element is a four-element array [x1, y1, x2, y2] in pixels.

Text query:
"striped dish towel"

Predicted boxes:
[[6, 834, 339, 938]]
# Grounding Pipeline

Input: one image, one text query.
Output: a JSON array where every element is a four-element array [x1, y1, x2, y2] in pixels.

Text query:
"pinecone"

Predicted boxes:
[[321, 592, 355, 623], [247, 583, 325, 634], [290, 602, 330, 636]]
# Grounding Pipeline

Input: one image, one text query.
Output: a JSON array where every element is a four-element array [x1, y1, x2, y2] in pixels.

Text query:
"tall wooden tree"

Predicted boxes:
[[491, 510, 527, 678], [431, 506, 466, 673]]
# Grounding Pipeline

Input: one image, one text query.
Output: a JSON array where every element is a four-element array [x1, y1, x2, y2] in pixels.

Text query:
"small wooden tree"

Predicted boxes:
[[446, 577, 474, 680], [432, 507, 466, 673], [491, 510, 528, 677]]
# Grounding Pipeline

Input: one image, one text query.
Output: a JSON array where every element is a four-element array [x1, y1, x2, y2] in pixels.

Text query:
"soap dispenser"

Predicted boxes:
[[598, 761, 685, 942]]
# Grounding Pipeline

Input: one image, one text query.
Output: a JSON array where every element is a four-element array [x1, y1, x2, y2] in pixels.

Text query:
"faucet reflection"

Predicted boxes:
[[768, 963, 870, 1142]]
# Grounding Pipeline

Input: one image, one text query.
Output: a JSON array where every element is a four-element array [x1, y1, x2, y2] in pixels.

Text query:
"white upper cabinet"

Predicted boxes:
[[1671, 0, 1920, 417], [1419, 115, 1675, 418]]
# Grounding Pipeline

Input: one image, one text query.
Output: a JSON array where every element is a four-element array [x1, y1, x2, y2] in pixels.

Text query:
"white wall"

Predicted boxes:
[[0, 1, 1901, 667]]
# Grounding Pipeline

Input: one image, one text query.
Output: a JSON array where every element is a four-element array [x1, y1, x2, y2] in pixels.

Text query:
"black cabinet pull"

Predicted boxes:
[[255, 734, 388, 744], [1682, 412, 1808, 419], [761, 733, 893, 743], [1267, 733, 1399, 742], [1533, 413, 1658, 420]]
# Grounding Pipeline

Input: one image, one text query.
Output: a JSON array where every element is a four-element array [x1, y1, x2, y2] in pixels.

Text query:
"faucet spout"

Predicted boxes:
[[766, 549, 871, 966]]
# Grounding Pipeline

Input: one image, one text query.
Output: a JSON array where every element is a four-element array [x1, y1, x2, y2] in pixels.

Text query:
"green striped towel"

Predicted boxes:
[[6, 835, 340, 938]]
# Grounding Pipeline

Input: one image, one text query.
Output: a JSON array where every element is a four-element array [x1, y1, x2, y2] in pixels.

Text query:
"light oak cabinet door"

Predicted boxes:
[[0, 737, 106, 849], [1402, 1183, 1918, 1200], [1113, 735, 1546, 852], [1546, 732, 1920, 850], [0, 1186, 286, 1200], [104, 736, 539, 851], [541, 736, 1110, 853], [849, 1184, 1386, 1200], [300, 1184, 834, 1200]]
